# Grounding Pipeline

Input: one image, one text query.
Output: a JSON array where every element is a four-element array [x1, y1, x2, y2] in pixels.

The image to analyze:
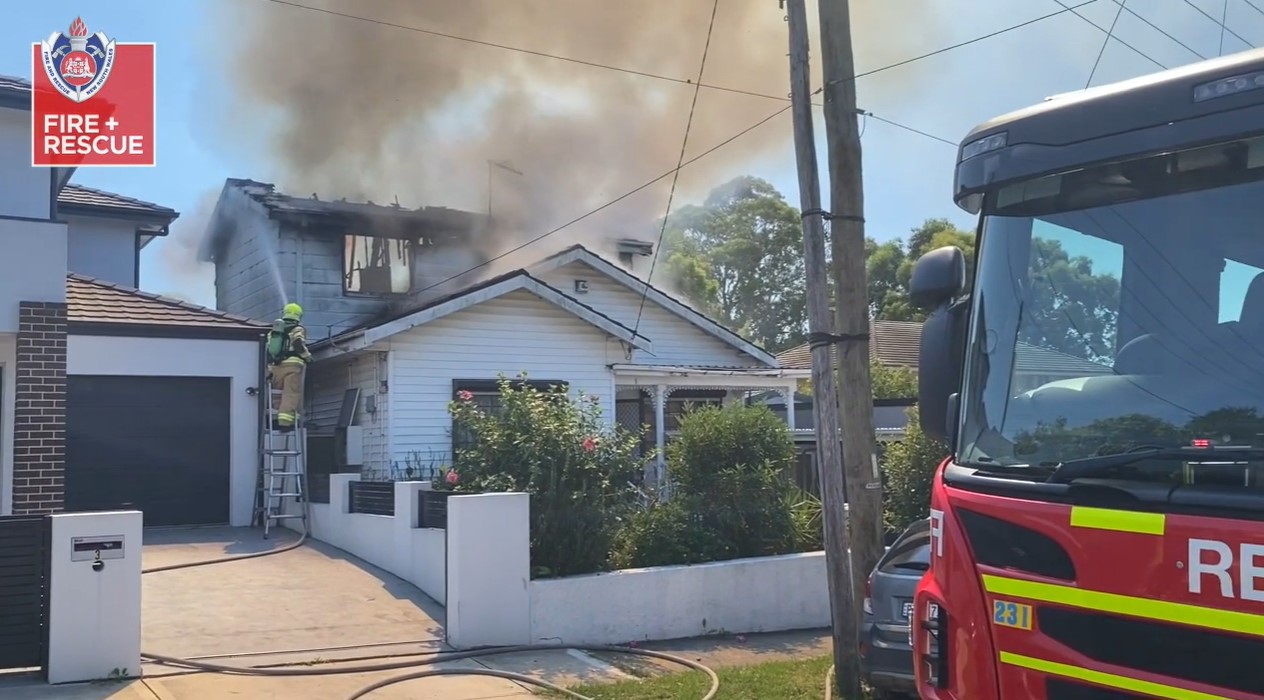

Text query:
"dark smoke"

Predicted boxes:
[[212, 0, 935, 282]]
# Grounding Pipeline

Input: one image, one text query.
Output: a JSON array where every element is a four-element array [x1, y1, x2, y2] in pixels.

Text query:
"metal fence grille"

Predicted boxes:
[[348, 481, 395, 516]]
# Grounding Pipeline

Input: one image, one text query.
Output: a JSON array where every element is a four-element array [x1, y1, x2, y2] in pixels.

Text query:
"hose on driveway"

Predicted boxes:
[[138, 528, 723, 699], [143, 644, 720, 699]]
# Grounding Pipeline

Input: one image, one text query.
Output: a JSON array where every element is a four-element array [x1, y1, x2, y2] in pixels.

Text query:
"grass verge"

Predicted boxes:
[[541, 654, 867, 699]]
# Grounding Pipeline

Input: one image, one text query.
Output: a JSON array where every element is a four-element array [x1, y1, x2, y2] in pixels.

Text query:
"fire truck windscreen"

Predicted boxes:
[[956, 132, 1264, 485]]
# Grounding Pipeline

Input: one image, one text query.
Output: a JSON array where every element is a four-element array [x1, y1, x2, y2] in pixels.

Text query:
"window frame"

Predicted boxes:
[[450, 378, 570, 461], [342, 231, 416, 297]]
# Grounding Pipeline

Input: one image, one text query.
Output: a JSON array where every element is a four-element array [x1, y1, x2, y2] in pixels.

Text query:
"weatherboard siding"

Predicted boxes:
[[215, 215, 289, 324], [537, 260, 765, 367], [278, 230, 390, 342], [304, 351, 390, 472], [384, 289, 617, 465]]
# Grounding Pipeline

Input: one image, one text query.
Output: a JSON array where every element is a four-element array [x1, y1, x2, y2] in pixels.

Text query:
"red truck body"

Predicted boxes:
[[912, 458, 1264, 700]]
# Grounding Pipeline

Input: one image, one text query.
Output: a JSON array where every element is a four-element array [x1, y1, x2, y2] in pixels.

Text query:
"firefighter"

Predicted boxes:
[[266, 303, 312, 432]]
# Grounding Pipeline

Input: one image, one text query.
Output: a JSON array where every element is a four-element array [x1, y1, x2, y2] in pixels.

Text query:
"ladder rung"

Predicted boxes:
[[268, 470, 304, 477], [269, 492, 303, 498], [267, 513, 305, 521], [264, 450, 302, 456]]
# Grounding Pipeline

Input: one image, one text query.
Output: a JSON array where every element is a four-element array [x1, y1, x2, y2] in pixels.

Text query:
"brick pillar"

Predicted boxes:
[[12, 301, 67, 514]]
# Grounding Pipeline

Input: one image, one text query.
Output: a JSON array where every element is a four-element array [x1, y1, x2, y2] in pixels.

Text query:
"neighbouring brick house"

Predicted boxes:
[[1, 75, 268, 525], [13, 302, 67, 514]]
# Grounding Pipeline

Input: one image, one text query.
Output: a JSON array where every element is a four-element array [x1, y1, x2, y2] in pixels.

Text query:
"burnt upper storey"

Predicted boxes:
[[954, 47, 1264, 214]]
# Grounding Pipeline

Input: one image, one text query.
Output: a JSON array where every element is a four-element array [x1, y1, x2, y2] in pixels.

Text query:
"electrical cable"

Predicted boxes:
[[1222, 0, 1231, 56], [1105, 0, 1205, 60], [260, 0, 1097, 105], [631, 0, 720, 344], [1086, 0, 1128, 89], [1242, 0, 1264, 20], [1050, 0, 1167, 70], [1178, 0, 1255, 48], [248, 3, 1087, 345]]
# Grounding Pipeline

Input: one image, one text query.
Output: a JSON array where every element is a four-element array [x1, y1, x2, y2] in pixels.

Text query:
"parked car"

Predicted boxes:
[[860, 518, 931, 699]]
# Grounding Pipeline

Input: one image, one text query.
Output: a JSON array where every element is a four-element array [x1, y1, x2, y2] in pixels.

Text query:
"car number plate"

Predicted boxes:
[[902, 601, 914, 619]]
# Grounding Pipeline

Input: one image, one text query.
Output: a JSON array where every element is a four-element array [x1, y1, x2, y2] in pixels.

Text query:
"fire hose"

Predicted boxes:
[[138, 530, 726, 699]]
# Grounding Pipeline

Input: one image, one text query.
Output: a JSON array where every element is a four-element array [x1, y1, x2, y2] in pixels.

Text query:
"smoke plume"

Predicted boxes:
[[154, 188, 220, 302], [214, 0, 936, 282]]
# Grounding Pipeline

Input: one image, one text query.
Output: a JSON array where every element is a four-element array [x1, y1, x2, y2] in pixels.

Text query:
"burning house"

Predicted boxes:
[[199, 178, 806, 485]]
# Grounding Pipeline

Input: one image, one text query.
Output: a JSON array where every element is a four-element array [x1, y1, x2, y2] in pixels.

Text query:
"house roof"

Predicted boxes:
[[530, 245, 779, 367], [776, 320, 1114, 376], [57, 183, 179, 223], [200, 178, 490, 263], [314, 268, 652, 356], [0, 74, 30, 110], [67, 274, 267, 336], [777, 320, 923, 370]]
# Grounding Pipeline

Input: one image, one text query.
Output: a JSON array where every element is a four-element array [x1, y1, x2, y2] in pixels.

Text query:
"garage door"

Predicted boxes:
[[66, 375, 231, 527]]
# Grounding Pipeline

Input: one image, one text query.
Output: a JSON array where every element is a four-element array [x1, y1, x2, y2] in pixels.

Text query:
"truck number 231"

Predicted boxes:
[[992, 599, 1033, 630]]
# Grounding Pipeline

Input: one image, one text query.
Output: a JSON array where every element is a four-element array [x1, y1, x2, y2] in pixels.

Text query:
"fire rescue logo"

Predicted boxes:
[[39, 17, 116, 103]]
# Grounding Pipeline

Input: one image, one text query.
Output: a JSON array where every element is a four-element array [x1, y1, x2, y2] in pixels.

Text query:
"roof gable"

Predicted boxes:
[[529, 245, 778, 366], [67, 274, 266, 334], [315, 270, 653, 357]]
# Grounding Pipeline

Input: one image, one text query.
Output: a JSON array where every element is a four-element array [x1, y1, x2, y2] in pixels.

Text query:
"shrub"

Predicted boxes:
[[611, 403, 803, 567], [447, 374, 649, 577], [881, 407, 947, 533]]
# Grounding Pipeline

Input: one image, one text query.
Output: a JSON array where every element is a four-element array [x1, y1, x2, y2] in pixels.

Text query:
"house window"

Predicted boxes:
[[451, 379, 568, 461], [657, 389, 727, 434], [344, 233, 413, 295]]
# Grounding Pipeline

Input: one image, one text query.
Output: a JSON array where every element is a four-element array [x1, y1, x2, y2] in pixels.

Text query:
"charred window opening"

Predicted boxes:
[[343, 233, 413, 295]]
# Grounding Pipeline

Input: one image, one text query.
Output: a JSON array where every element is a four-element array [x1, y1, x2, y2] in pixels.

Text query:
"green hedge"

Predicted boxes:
[[448, 378, 828, 577]]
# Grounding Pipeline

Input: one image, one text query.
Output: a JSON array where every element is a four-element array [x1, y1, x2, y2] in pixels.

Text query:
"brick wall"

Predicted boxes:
[[12, 302, 67, 514]]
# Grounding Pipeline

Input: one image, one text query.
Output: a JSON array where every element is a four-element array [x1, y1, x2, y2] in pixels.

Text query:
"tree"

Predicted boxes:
[[867, 218, 976, 322], [661, 176, 807, 352], [800, 360, 916, 399], [870, 362, 918, 399], [1018, 237, 1121, 362]]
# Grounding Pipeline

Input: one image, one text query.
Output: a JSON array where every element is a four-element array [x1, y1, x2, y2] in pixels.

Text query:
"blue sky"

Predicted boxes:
[[3, 0, 1261, 308]]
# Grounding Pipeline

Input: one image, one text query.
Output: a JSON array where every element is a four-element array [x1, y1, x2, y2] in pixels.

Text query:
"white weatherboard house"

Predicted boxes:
[[199, 179, 807, 481], [0, 75, 266, 527]]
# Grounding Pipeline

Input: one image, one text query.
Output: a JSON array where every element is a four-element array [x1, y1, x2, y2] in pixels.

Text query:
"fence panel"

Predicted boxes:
[[348, 481, 395, 516]]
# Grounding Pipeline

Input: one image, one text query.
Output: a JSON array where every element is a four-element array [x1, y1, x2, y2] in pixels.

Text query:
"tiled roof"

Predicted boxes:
[[58, 183, 179, 220], [777, 320, 923, 370], [0, 74, 31, 109], [777, 320, 1114, 376], [67, 274, 266, 330]]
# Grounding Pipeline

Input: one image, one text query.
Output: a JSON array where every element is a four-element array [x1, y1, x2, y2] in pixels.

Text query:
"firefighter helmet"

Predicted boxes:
[[282, 303, 303, 321]]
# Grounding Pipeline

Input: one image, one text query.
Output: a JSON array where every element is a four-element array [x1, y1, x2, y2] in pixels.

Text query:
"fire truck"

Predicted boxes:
[[909, 48, 1264, 700]]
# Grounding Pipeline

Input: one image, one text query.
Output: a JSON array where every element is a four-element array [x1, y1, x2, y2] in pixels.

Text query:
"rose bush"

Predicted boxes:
[[447, 373, 648, 577]]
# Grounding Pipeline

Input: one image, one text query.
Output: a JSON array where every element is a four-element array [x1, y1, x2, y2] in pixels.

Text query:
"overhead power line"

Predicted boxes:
[[632, 0, 720, 343], [1050, 0, 1167, 69], [1178, 0, 1255, 48], [1087, 0, 1129, 88], [262, 0, 1097, 105], [1106, 0, 1206, 60], [256, 0, 1125, 325]]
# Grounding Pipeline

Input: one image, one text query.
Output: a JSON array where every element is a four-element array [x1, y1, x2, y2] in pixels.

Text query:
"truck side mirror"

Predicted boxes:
[[911, 246, 968, 446], [910, 246, 966, 310]]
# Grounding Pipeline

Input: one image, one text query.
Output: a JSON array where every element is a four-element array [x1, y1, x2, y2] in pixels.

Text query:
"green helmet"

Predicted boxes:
[[282, 302, 303, 321]]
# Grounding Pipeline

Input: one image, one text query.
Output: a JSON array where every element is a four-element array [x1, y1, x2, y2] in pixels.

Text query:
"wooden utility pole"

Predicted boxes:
[[783, 1, 862, 696], [817, 0, 884, 618]]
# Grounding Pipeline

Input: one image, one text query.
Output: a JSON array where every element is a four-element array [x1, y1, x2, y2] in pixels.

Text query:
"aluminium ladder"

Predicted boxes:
[[255, 379, 310, 538]]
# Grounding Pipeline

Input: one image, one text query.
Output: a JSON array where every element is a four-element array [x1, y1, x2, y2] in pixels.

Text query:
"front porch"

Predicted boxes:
[[610, 364, 809, 484]]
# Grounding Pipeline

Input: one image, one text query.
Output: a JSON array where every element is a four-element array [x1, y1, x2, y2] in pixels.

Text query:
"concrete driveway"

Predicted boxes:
[[136, 527, 538, 699], [0, 526, 619, 700]]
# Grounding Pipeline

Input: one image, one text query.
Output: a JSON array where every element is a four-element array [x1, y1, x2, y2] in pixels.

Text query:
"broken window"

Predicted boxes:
[[343, 234, 413, 295]]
